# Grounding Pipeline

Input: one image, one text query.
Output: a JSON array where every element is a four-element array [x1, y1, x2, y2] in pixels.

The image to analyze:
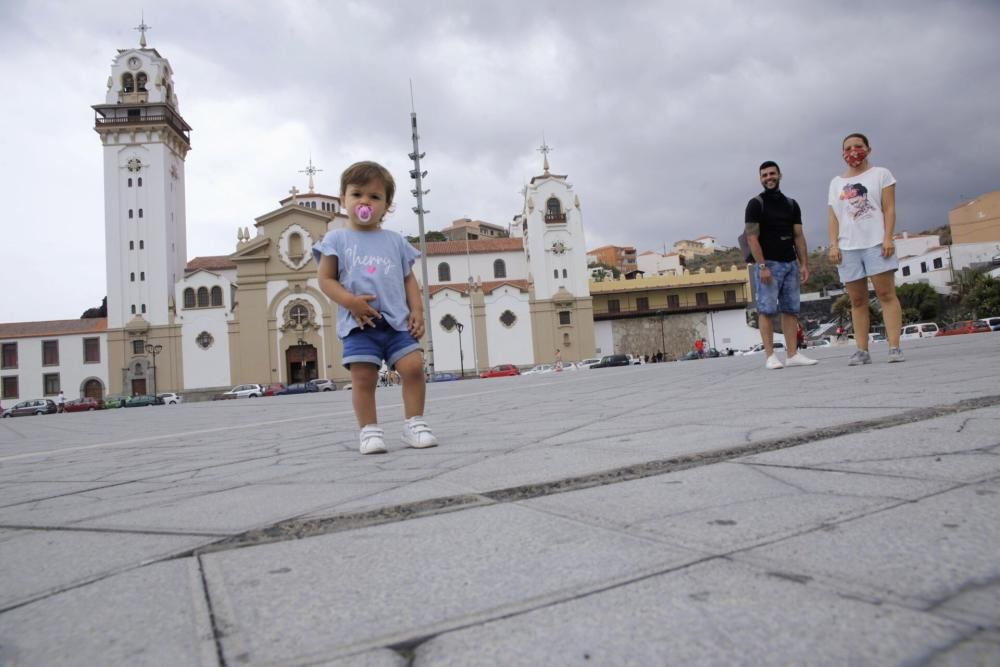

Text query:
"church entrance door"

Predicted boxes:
[[286, 344, 317, 383], [84, 379, 104, 400], [131, 378, 147, 395]]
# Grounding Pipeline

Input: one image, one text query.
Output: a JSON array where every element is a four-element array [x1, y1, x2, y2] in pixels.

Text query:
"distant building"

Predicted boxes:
[[672, 238, 715, 260], [440, 218, 508, 241], [587, 245, 638, 275], [950, 191, 1000, 244], [637, 250, 685, 276]]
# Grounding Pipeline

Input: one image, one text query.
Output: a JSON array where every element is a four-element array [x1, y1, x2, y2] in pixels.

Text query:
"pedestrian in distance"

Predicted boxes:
[[56, 390, 66, 413], [314, 161, 439, 455], [744, 160, 818, 369], [827, 132, 905, 365]]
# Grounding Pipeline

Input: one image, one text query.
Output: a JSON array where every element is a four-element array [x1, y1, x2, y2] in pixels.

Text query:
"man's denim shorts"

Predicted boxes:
[[753, 260, 800, 315], [838, 244, 899, 283], [342, 317, 422, 370]]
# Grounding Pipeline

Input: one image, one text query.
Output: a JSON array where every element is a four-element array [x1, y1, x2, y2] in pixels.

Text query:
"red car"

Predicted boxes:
[[64, 397, 104, 412], [936, 320, 991, 336], [263, 383, 286, 396], [479, 364, 520, 379]]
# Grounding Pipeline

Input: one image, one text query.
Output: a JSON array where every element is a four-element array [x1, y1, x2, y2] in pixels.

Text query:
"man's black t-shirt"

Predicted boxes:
[[744, 189, 801, 262]]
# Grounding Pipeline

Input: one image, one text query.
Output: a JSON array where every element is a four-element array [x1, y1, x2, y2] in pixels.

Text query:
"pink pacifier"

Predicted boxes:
[[356, 205, 373, 222]]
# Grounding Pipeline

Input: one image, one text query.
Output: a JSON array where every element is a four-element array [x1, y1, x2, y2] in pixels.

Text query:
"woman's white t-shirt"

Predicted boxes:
[[828, 166, 896, 250]]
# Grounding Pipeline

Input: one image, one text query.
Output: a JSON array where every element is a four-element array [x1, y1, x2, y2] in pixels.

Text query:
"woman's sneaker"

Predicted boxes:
[[847, 349, 872, 366], [888, 347, 905, 363], [785, 352, 818, 367], [359, 424, 387, 455], [402, 417, 439, 449], [765, 354, 784, 370]]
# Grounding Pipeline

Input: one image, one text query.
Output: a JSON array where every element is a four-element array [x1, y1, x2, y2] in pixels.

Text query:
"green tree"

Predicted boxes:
[[830, 293, 881, 330], [963, 276, 1000, 319], [896, 283, 940, 323], [802, 249, 840, 293]]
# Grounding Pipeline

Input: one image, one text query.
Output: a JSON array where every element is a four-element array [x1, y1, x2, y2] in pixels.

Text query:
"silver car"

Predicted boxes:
[[222, 383, 264, 399]]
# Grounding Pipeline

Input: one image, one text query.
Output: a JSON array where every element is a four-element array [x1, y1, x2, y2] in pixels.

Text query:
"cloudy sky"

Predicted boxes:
[[2, 0, 998, 323]]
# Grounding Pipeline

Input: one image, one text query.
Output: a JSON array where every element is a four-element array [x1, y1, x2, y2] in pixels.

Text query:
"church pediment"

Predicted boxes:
[[230, 235, 271, 262]]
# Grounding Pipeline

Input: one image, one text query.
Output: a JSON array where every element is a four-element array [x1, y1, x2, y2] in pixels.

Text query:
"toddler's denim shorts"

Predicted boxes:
[[837, 245, 899, 283], [342, 317, 422, 370], [753, 260, 800, 315]]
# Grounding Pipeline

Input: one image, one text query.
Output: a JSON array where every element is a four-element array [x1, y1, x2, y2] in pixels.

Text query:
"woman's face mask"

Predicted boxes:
[[843, 145, 869, 168]]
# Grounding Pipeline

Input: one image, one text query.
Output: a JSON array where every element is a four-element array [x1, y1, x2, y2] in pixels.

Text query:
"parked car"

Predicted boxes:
[[309, 379, 337, 391], [576, 358, 601, 369], [262, 383, 285, 397], [936, 320, 991, 337], [2, 399, 58, 417], [479, 364, 520, 379], [157, 392, 182, 405], [808, 338, 832, 348], [104, 394, 129, 409], [593, 354, 631, 368], [523, 364, 554, 375], [742, 342, 785, 355], [427, 372, 461, 382], [981, 316, 1000, 332], [64, 397, 104, 412], [275, 382, 318, 395], [222, 383, 264, 398], [627, 354, 645, 365], [124, 394, 159, 407], [900, 322, 940, 340]]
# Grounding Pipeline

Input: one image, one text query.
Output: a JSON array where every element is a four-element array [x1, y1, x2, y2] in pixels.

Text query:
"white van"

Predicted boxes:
[[900, 322, 939, 340]]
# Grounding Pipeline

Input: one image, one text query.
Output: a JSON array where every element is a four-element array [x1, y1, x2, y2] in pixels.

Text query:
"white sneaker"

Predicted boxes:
[[401, 416, 439, 449], [785, 352, 818, 367], [359, 424, 387, 455], [765, 354, 784, 370]]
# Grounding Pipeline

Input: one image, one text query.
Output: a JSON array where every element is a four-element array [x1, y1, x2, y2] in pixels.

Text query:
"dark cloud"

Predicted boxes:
[[2, 0, 998, 321]]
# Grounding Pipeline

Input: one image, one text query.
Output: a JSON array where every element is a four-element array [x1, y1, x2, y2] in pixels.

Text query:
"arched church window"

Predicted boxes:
[[137, 177, 143, 187], [562, 269, 568, 278], [131, 305, 136, 314], [197, 287, 209, 308], [129, 241, 134, 250], [183, 288, 195, 309], [499, 310, 517, 328], [547, 198, 561, 216], [493, 259, 506, 279], [140, 272, 145, 281], [129, 209, 134, 219], [141, 304, 146, 314], [553, 269, 558, 279], [130, 272, 135, 282], [210, 286, 223, 307], [138, 209, 143, 218], [122, 73, 135, 93], [438, 262, 451, 282], [139, 240, 144, 249], [440, 314, 457, 332], [136, 72, 148, 92], [135, 362, 142, 374], [288, 232, 304, 260], [128, 178, 133, 188]]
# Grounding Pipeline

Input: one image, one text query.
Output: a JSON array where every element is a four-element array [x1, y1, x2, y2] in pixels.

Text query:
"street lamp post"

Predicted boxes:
[[144, 343, 163, 396], [454, 322, 465, 378]]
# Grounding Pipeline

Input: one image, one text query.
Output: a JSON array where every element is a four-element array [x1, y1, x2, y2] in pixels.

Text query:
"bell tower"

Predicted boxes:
[[93, 20, 191, 329]]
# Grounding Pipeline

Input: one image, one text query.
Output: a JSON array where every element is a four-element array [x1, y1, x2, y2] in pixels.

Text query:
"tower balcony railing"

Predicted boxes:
[[544, 212, 567, 223], [94, 104, 191, 144]]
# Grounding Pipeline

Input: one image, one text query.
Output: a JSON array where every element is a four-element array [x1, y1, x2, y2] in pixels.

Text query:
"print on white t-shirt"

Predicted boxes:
[[828, 166, 896, 250]]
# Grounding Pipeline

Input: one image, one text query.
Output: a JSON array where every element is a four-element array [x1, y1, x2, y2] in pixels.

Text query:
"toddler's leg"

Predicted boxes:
[[395, 351, 426, 419], [351, 363, 379, 427], [396, 351, 438, 449]]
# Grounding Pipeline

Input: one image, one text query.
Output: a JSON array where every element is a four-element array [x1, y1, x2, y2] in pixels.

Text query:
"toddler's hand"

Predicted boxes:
[[350, 294, 381, 328], [408, 312, 425, 340]]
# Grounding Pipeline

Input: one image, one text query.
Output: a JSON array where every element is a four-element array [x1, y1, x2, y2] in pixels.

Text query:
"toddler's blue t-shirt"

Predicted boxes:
[[312, 228, 421, 339]]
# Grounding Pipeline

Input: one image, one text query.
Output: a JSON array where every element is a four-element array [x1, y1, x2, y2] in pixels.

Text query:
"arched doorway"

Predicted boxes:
[[286, 342, 317, 383], [83, 379, 105, 400]]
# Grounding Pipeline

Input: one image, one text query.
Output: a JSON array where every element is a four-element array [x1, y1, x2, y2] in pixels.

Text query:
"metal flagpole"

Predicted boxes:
[[409, 82, 434, 375]]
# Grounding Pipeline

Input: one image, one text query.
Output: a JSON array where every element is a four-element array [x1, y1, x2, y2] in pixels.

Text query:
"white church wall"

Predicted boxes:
[[706, 310, 758, 351], [427, 251, 526, 285], [593, 320, 615, 357], [428, 290, 472, 373], [0, 334, 109, 409], [177, 272, 233, 389], [267, 280, 290, 305], [483, 288, 533, 367]]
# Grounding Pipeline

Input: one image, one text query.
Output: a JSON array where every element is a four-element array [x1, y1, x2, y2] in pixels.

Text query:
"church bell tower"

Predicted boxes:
[[93, 21, 191, 329]]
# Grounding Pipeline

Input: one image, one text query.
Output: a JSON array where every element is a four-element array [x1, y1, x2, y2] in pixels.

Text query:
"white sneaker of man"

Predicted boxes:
[[401, 416, 439, 449], [765, 354, 784, 370], [785, 352, 819, 367], [359, 424, 387, 455]]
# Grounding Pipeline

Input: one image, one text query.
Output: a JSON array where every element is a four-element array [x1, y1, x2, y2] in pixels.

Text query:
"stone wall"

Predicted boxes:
[[611, 312, 705, 360]]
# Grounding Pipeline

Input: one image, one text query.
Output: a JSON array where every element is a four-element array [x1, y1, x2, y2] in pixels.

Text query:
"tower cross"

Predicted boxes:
[[134, 15, 152, 48], [299, 157, 323, 193], [537, 134, 553, 173], [288, 185, 300, 203]]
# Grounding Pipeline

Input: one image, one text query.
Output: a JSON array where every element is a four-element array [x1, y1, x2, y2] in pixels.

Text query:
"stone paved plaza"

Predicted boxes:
[[1, 334, 998, 666]]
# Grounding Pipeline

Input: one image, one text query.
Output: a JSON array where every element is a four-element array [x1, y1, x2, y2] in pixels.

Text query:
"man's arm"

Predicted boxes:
[[745, 199, 771, 282], [793, 223, 809, 282]]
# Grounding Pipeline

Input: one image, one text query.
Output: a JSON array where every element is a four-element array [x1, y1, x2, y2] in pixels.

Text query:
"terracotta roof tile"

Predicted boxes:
[[416, 239, 523, 256], [429, 279, 530, 296], [186, 256, 237, 272], [0, 318, 108, 340]]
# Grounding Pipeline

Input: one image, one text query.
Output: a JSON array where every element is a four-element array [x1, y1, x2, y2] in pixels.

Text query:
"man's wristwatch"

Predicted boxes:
[[757, 263, 768, 270]]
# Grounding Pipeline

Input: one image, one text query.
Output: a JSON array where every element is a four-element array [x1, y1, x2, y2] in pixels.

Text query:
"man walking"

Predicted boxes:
[[745, 161, 818, 370]]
